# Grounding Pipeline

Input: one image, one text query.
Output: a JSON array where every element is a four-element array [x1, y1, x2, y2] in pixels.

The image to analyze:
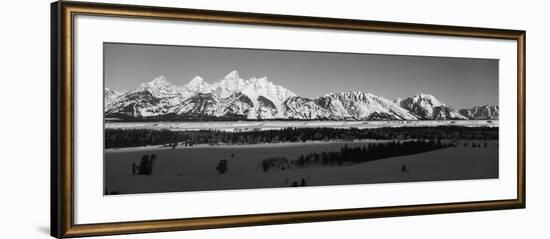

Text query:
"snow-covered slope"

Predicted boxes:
[[208, 71, 246, 98], [208, 71, 297, 118], [105, 72, 491, 121], [459, 105, 499, 120], [104, 88, 122, 109], [396, 94, 467, 120], [283, 96, 331, 119], [139, 76, 180, 99], [106, 90, 170, 118], [315, 91, 418, 120], [105, 71, 297, 119], [181, 76, 211, 97], [106, 76, 186, 118]]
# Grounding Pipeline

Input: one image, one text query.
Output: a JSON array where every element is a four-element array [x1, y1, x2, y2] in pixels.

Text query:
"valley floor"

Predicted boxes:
[[104, 140, 498, 195]]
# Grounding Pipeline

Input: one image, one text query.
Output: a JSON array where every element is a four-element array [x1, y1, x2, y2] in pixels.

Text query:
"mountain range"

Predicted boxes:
[[105, 71, 499, 121]]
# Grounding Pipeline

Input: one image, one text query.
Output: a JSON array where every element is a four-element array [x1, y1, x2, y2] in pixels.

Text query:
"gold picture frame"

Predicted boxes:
[[51, 1, 526, 238]]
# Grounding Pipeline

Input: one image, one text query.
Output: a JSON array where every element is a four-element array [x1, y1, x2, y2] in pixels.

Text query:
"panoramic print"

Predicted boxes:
[[103, 43, 499, 195]]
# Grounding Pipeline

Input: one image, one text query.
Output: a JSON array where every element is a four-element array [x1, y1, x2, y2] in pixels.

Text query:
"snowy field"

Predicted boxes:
[[105, 120, 498, 132], [104, 140, 498, 195]]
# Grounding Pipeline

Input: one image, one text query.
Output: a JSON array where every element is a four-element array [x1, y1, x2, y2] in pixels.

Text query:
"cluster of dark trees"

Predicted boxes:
[[216, 159, 229, 174], [261, 140, 454, 171], [130, 154, 156, 175], [291, 178, 307, 187], [105, 126, 498, 149], [460, 142, 490, 148]]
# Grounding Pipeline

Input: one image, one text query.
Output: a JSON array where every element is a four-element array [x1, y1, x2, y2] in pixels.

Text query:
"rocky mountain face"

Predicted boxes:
[[459, 105, 499, 120], [395, 94, 468, 120], [104, 88, 122, 108], [314, 91, 418, 120], [105, 71, 498, 121]]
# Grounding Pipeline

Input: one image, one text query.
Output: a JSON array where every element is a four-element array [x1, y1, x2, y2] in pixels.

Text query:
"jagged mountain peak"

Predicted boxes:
[[141, 75, 172, 88], [398, 93, 466, 120], [211, 71, 246, 98], [105, 73, 493, 122], [138, 75, 181, 99], [317, 91, 418, 120], [248, 76, 270, 85], [218, 71, 246, 86], [104, 88, 120, 96], [459, 105, 499, 120], [326, 90, 370, 96], [104, 88, 123, 109], [411, 93, 445, 106], [326, 91, 378, 101], [224, 70, 241, 82], [185, 76, 210, 93], [189, 75, 205, 84]]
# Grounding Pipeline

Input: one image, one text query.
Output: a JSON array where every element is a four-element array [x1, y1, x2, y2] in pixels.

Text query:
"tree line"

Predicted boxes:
[[105, 126, 498, 149], [261, 140, 453, 171]]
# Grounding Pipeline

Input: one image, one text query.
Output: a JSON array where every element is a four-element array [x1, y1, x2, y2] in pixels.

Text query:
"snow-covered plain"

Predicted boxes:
[[104, 140, 498, 195], [105, 120, 498, 132]]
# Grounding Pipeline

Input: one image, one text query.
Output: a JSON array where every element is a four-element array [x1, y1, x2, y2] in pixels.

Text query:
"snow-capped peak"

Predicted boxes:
[[397, 93, 467, 120], [224, 70, 240, 82], [248, 77, 279, 91], [104, 88, 123, 109], [105, 71, 483, 121], [104, 88, 121, 97], [243, 76, 295, 95], [139, 75, 181, 98], [185, 76, 210, 93], [326, 91, 375, 100], [249, 76, 269, 84], [141, 75, 172, 88], [209, 71, 246, 98], [459, 105, 499, 120], [240, 75, 296, 115], [412, 93, 444, 106], [317, 91, 418, 120], [189, 76, 205, 84]]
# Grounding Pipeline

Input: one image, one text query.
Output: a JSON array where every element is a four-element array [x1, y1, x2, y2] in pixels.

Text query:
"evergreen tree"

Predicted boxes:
[[216, 159, 228, 174]]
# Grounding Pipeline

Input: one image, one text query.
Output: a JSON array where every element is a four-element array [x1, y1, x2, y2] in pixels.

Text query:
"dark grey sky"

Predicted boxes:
[[104, 42, 498, 109]]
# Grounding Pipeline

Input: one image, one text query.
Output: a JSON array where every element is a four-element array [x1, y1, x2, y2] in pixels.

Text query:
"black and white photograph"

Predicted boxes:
[[1, 0, 538, 238], [103, 43, 499, 195]]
